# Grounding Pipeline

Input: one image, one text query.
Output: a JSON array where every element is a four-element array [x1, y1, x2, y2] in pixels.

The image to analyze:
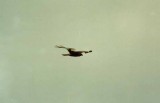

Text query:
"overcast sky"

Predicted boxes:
[[0, 0, 160, 103]]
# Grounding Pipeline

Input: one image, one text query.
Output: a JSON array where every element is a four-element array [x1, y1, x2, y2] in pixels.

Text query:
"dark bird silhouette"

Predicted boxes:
[[55, 45, 92, 57]]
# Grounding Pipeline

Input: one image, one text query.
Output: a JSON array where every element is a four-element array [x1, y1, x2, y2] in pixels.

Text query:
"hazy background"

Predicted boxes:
[[0, 0, 160, 103]]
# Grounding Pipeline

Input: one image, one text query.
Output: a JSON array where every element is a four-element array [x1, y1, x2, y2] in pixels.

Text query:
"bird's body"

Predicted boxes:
[[55, 45, 92, 57]]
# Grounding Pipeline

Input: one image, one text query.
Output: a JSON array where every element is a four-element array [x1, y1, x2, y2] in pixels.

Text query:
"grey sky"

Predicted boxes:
[[0, 0, 160, 103]]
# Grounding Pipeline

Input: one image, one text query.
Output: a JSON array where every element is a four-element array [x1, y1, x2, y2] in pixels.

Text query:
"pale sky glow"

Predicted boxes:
[[0, 0, 160, 103]]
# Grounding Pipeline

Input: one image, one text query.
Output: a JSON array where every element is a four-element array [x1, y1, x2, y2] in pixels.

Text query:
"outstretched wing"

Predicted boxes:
[[55, 45, 76, 53], [55, 45, 67, 49], [55, 45, 75, 50]]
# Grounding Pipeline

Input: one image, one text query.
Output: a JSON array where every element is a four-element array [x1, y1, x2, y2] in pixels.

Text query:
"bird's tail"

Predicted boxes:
[[84, 50, 92, 53]]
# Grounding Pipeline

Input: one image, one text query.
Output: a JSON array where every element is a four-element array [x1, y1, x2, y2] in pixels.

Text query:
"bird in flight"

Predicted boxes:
[[55, 45, 92, 57]]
